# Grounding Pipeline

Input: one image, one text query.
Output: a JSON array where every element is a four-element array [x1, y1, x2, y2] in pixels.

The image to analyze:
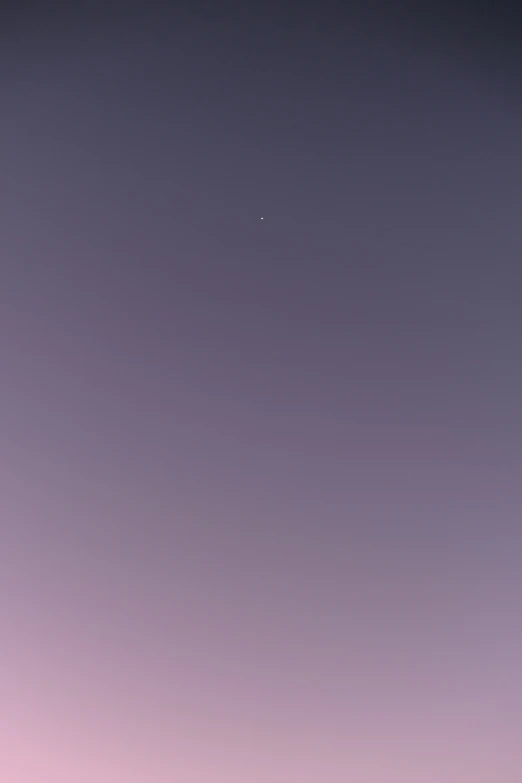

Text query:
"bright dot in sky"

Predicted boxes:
[[260, 217, 264, 219]]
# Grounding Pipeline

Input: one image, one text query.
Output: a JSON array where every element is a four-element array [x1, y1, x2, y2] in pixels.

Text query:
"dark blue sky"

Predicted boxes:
[[1, 4, 521, 781]]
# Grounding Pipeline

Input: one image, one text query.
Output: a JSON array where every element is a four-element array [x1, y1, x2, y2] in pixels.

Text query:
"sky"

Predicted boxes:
[[1, 3, 521, 781]]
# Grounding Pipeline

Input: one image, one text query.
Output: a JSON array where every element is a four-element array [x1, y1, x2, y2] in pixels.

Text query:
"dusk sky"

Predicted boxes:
[[1, 3, 521, 781]]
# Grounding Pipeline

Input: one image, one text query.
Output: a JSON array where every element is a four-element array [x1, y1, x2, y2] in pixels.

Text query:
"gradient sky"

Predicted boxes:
[[1, 4, 521, 781]]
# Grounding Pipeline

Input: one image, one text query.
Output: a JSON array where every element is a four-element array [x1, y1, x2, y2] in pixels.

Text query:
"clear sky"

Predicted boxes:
[[1, 3, 521, 781]]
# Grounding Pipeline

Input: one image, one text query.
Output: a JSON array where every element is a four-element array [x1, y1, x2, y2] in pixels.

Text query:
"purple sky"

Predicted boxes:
[[1, 5, 521, 781]]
